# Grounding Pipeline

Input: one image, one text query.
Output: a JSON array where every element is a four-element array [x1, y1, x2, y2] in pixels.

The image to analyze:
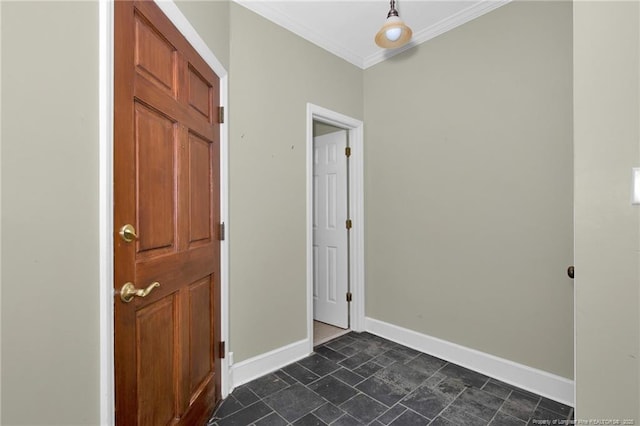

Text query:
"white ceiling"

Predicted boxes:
[[234, 0, 511, 69]]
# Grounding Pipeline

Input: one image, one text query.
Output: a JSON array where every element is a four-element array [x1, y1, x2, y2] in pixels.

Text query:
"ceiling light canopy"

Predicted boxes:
[[375, 0, 412, 49]]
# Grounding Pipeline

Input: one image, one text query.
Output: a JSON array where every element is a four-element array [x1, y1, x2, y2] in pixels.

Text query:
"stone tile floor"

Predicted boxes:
[[208, 332, 573, 425]]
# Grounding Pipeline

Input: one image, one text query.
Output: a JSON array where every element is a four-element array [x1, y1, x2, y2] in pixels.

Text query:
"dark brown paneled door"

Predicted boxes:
[[114, 1, 222, 425]]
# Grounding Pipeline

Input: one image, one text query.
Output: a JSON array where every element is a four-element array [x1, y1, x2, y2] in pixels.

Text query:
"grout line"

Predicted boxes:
[[428, 383, 471, 424], [377, 404, 407, 425], [489, 392, 512, 425]]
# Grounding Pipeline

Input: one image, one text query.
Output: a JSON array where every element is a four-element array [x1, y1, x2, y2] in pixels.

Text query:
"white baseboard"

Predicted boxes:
[[365, 317, 574, 407], [230, 338, 312, 391]]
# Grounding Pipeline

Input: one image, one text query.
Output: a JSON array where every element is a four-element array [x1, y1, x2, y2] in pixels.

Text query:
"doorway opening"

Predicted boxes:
[[312, 123, 351, 346], [306, 104, 365, 352], [313, 320, 350, 346]]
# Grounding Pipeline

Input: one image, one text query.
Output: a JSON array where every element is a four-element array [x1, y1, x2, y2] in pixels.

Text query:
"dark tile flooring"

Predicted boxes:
[[208, 332, 574, 426]]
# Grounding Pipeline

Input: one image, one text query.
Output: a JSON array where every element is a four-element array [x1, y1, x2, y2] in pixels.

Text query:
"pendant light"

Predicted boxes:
[[375, 0, 412, 48]]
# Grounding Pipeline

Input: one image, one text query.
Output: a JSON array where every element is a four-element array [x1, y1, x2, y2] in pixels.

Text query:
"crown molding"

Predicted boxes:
[[234, 0, 511, 70]]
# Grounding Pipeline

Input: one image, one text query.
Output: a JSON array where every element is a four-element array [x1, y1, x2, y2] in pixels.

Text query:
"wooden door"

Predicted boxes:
[[313, 130, 349, 329], [114, 1, 222, 425]]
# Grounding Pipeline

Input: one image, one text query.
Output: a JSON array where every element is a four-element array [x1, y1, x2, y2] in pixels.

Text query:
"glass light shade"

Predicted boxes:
[[385, 27, 402, 41], [375, 16, 412, 48]]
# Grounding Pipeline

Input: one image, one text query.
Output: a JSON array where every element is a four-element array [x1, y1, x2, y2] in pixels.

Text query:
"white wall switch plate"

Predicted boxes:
[[632, 168, 640, 205]]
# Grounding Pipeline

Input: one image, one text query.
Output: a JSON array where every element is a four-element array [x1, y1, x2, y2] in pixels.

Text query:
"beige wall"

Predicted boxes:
[[313, 121, 343, 137], [228, 4, 362, 362], [175, 0, 230, 70], [364, 1, 574, 379], [1, 2, 100, 424], [574, 1, 640, 418]]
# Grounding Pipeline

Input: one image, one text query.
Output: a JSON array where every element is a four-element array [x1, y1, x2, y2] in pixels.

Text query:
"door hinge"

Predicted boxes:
[[346, 219, 352, 230], [219, 222, 225, 241], [346, 292, 353, 303], [218, 106, 225, 124], [345, 146, 351, 157], [219, 341, 226, 358]]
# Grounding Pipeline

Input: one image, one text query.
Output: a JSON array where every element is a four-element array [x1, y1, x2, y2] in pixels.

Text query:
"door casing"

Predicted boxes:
[[99, 1, 230, 423], [306, 103, 365, 354]]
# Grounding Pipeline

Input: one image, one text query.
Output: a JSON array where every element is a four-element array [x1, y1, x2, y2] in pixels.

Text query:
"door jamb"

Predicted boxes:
[[306, 103, 365, 354], [98, 1, 114, 423], [100, 1, 231, 423]]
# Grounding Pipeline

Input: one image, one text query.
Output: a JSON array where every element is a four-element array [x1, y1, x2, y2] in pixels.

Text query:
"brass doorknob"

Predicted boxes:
[[119, 224, 138, 243], [120, 281, 160, 303]]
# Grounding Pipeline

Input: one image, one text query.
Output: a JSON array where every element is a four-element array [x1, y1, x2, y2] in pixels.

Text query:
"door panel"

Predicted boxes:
[[134, 102, 176, 255], [189, 132, 213, 244], [136, 296, 177, 426], [313, 246, 319, 298], [189, 277, 213, 393], [134, 12, 178, 97], [326, 246, 337, 302], [188, 66, 213, 120], [313, 130, 349, 329], [115, 1, 221, 425]]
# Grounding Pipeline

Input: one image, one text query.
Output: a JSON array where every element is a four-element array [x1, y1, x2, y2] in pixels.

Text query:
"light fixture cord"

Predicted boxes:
[[387, 0, 399, 18]]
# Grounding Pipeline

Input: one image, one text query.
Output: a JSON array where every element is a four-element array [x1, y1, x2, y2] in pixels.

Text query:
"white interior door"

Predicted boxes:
[[313, 130, 349, 329]]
